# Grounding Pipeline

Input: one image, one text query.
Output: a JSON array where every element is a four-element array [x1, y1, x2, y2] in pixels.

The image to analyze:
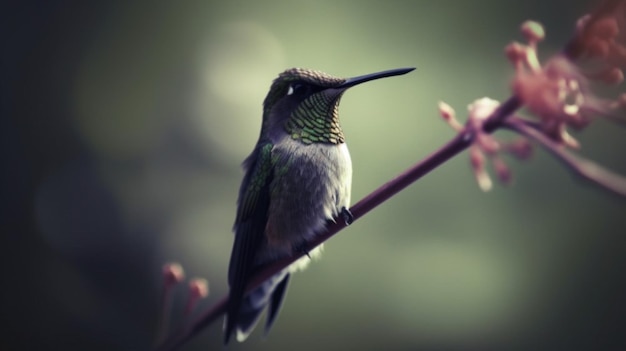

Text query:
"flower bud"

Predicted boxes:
[[163, 262, 185, 286], [521, 21, 545, 44]]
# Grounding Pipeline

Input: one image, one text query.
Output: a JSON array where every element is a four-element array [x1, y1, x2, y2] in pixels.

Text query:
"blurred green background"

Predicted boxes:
[[3, 0, 626, 350]]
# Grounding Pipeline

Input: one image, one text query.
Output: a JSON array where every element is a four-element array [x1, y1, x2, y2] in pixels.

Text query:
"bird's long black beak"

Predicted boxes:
[[338, 67, 415, 88]]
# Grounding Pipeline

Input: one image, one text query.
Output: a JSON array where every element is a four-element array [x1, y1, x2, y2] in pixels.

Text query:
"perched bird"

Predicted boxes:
[[224, 67, 415, 344]]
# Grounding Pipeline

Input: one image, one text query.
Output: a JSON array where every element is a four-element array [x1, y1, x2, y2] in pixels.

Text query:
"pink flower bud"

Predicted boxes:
[[470, 147, 493, 191], [493, 157, 513, 185], [475, 166, 493, 192], [590, 17, 619, 39], [185, 278, 209, 316], [505, 42, 527, 65], [507, 138, 533, 160], [163, 262, 185, 286], [470, 146, 485, 170], [476, 134, 500, 155], [438, 100, 455, 120], [576, 14, 591, 33], [521, 21, 545, 44], [587, 37, 610, 58], [189, 278, 209, 300], [438, 101, 463, 131]]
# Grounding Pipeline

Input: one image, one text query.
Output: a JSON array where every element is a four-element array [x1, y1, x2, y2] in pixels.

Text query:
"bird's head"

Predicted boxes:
[[261, 67, 414, 144]]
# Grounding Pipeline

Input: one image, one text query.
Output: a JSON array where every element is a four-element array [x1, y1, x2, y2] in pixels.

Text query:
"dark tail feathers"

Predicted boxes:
[[224, 271, 291, 343]]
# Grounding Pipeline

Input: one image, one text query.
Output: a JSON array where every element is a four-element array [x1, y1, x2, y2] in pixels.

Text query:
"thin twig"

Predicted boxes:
[[155, 283, 173, 346], [504, 116, 626, 198]]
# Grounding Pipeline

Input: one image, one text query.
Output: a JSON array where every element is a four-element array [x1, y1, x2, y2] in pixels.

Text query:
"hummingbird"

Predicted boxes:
[[224, 66, 415, 344]]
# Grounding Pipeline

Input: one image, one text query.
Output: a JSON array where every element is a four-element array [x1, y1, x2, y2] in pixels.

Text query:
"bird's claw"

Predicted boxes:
[[295, 243, 311, 259], [341, 207, 354, 225]]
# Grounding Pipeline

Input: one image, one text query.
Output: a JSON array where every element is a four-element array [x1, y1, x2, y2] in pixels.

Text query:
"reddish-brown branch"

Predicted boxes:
[[504, 116, 626, 197]]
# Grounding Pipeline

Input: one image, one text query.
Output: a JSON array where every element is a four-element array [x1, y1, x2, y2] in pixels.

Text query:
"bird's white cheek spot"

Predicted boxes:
[[287, 85, 294, 96]]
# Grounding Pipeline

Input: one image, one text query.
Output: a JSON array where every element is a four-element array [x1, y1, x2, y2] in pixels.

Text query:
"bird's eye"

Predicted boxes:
[[286, 83, 305, 96]]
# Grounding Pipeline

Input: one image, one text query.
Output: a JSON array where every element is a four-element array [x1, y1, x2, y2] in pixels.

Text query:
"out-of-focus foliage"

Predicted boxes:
[[3, 1, 626, 350]]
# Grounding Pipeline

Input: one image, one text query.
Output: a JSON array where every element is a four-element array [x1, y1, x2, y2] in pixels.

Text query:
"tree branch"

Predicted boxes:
[[504, 116, 626, 198]]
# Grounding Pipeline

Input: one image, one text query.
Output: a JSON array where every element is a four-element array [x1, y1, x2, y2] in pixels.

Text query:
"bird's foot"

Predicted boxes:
[[341, 207, 354, 225]]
